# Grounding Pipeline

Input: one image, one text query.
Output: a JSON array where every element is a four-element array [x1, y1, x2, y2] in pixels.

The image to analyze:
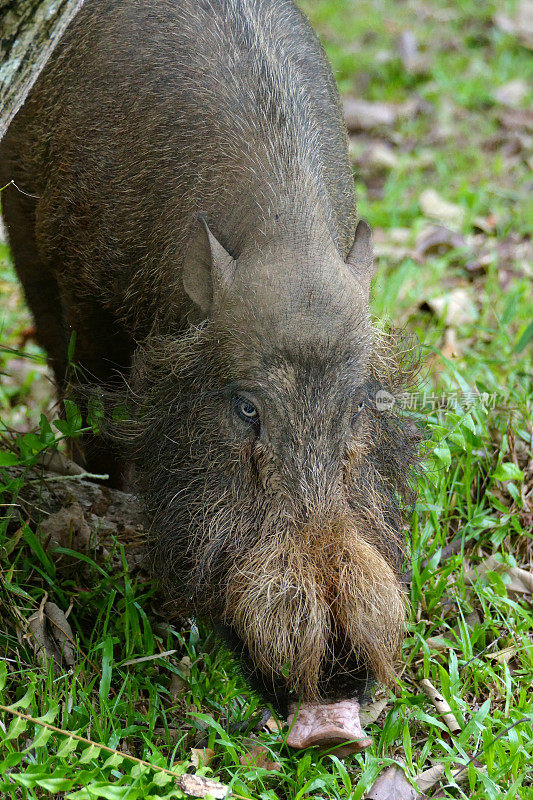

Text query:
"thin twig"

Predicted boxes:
[[0, 703, 234, 798], [27, 471, 109, 484]]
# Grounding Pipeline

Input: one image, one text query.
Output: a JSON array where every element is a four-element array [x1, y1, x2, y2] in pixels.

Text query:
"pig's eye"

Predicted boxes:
[[351, 401, 365, 426], [235, 397, 260, 427]]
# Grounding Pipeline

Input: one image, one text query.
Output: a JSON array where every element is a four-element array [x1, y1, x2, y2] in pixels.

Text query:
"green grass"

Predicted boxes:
[[1, 0, 532, 797]]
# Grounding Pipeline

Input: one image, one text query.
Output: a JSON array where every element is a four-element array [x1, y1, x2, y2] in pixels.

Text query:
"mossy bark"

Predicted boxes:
[[0, 0, 84, 141]]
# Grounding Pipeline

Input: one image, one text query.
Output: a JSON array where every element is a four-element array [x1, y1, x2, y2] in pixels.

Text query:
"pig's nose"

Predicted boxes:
[[286, 699, 372, 756]]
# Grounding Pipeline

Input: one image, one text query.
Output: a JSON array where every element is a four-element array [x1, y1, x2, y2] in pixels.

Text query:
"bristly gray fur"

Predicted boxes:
[[0, 0, 423, 712], [1, 0, 357, 340]]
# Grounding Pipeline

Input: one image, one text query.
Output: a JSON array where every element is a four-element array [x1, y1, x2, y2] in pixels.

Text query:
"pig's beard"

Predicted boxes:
[[97, 325, 420, 701], [222, 511, 406, 701]]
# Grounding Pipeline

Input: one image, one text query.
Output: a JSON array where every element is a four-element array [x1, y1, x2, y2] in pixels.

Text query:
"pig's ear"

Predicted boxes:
[[182, 214, 236, 315], [346, 219, 376, 295]]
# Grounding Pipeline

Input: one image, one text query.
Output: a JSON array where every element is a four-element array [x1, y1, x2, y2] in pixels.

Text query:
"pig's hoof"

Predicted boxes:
[[286, 699, 373, 756]]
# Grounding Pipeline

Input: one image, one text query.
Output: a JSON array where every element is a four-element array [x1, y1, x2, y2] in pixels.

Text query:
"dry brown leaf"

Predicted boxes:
[[177, 774, 229, 799], [190, 748, 215, 768], [27, 601, 76, 668], [494, 1, 533, 50], [455, 609, 483, 633], [426, 608, 481, 650], [397, 30, 417, 67], [493, 79, 529, 107], [238, 744, 282, 771], [397, 31, 430, 76], [264, 715, 282, 733], [473, 213, 499, 234], [169, 655, 192, 699], [417, 761, 487, 796], [425, 288, 478, 327], [416, 763, 445, 792], [507, 566, 533, 595], [486, 645, 517, 665], [419, 189, 464, 227], [359, 698, 389, 726], [465, 250, 493, 275], [464, 556, 533, 596], [419, 679, 461, 734], [498, 107, 533, 133], [41, 501, 92, 555], [344, 96, 428, 132], [425, 635, 450, 651], [344, 98, 398, 130], [38, 451, 85, 476], [363, 141, 398, 170], [415, 225, 466, 259], [365, 764, 419, 800], [440, 328, 462, 359]]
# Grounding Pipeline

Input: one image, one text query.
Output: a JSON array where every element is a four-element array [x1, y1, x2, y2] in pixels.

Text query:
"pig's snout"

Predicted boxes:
[[286, 699, 372, 755]]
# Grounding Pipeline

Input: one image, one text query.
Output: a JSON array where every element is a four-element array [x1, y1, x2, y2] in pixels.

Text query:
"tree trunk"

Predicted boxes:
[[0, 0, 85, 142]]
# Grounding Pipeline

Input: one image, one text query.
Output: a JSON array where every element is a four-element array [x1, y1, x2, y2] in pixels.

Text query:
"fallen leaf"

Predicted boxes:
[[177, 774, 229, 799], [27, 601, 76, 669], [494, 1, 533, 50], [440, 327, 462, 359], [343, 96, 428, 133], [359, 698, 389, 726], [397, 30, 430, 75], [265, 715, 282, 733], [169, 655, 192, 699], [417, 760, 487, 797], [41, 501, 92, 555], [362, 141, 399, 170], [190, 748, 215, 768], [419, 189, 464, 227], [425, 288, 478, 326], [38, 451, 85, 476], [372, 226, 412, 260], [425, 635, 450, 651], [472, 213, 499, 233], [465, 250, 493, 275], [344, 98, 398, 130], [365, 764, 419, 800], [486, 645, 518, 665], [239, 744, 282, 771], [464, 556, 533, 596], [498, 107, 533, 133], [415, 225, 466, 259], [389, 227, 412, 244], [416, 763, 445, 792], [493, 79, 529, 107]]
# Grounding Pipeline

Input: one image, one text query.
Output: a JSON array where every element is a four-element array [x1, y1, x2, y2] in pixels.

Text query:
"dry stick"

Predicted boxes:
[[27, 471, 110, 484], [419, 679, 461, 734], [0, 704, 232, 799]]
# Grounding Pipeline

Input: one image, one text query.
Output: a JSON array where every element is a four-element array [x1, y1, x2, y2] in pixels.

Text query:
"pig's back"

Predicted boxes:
[[1, 0, 356, 332]]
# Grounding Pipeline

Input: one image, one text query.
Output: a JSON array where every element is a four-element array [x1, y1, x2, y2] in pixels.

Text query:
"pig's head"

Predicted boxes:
[[123, 216, 421, 750]]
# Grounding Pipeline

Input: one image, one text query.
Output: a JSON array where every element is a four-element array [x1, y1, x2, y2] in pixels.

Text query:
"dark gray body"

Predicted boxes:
[[1, 0, 419, 723], [1, 0, 356, 342]]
